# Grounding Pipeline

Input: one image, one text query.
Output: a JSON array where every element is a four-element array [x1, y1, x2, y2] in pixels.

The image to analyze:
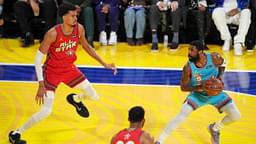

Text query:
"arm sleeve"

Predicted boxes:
[[34, 50, 45, 81]]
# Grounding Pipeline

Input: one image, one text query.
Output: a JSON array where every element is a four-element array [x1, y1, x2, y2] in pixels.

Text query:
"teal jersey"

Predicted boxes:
[[189, 53, 218, 87], [185, 53, 232, 111]]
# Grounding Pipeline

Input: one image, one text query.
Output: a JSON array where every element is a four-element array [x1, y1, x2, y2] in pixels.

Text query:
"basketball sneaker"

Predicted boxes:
[[208, 123, 220, 144], [66, 93, 89, 118], [9, 131, 26, 144]]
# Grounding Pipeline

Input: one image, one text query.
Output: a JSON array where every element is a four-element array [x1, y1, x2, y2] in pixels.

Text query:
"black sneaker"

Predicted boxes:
[[127, 38, 135, 46], [169, 42, 179, 51], [21, 34, 34, 47], [9, 131, 26, 144], [66, 93, 89, 118], [136, 38, 144, 45], [151, 43, 158, 52]]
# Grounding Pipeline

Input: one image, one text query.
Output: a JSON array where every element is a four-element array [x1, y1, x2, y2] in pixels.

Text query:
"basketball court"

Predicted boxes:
[[0, 39, 256, 143]]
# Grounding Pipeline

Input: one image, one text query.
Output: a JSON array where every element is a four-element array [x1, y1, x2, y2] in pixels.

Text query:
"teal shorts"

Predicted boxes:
[[185, 91, 232, 113]]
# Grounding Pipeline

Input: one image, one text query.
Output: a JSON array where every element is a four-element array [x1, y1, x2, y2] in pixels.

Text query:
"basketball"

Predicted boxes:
[[204, 77, 224, 96]]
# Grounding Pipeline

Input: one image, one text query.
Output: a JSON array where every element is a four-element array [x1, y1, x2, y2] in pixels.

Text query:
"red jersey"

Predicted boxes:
[[44, 24, 79, 74], [112, 128, 143, 144]]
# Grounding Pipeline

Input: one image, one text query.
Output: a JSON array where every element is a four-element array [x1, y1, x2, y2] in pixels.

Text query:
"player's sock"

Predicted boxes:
[[73, 94, 82, 103], [213, 121, 224, 131]]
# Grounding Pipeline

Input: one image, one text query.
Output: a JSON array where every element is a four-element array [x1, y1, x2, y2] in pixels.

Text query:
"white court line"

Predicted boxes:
[[0, 80, 255, 97]]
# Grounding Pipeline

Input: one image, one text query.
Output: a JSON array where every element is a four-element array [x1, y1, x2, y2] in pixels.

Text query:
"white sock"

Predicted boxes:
[[73, 94, 81, 103], [213, 121, 224, 131]]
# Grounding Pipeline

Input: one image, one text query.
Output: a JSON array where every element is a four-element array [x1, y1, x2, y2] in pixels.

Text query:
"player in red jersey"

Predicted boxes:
[[111, 106, 155, 144], [8, 3, 117, 144]]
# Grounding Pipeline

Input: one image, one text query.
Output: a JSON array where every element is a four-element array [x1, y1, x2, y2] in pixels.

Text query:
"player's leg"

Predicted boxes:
[[156, 102, 194, 143], [208, 93, 240, 144], [74, 79, 99, 101], [212, 101, 241, 131], [9, 91, 55, 144]]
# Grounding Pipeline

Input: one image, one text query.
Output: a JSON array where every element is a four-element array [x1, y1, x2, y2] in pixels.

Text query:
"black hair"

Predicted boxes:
[[190, 40, 204, 51], [128, 106, 145, 123], [58, 3, 77, 17]]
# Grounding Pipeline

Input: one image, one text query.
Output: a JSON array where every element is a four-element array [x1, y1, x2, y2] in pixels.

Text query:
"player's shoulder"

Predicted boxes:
[[210, 52, 223, 59], [46, 26, 57, 37], [210, 52, 224, 66], [77, 23, 85, 31], [140, 131, 154, 144]]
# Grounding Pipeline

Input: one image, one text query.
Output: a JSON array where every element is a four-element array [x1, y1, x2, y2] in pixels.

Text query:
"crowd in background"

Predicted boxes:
[[0, 0, 255, 56]]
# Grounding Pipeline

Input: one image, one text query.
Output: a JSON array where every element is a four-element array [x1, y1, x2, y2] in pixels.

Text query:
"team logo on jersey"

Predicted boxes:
[[124, 133, 131, 140], [66, 49, 75, 57], [194, 74, 202, 82], [56, 40, 77, 53]]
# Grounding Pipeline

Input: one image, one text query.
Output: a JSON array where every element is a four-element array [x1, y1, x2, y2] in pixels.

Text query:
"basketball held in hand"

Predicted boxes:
[[204, 77, 224, 96]]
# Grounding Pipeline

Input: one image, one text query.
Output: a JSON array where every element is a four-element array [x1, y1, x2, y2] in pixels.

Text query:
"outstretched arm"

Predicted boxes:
[[78, 24, 117, 75], [180, 63, 203, 92]]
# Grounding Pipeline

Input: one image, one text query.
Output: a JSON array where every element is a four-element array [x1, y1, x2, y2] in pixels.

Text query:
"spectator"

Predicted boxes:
[[111, 106, 155, 144], [62, 0, 95, 47], [246, 0, 256, 52], [149, 0, 184, 51], [212, 0, 251, 55], [123, 0, 146, 46], [94, 0, 120, 46], [14, 0, 58, 47], [186, 0, 209, 49]]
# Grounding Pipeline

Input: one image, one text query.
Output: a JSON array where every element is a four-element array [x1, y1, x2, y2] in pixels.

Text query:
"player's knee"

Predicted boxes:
[[91, 92, 99, 101], [231, 110, 241, 122]]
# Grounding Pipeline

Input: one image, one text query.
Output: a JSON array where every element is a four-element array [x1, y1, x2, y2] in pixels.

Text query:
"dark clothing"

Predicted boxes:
[[246, 0, 256, 50], [149, 0, 184, 33], [94, 1, 119, 32], [14, 0, 57, 36]]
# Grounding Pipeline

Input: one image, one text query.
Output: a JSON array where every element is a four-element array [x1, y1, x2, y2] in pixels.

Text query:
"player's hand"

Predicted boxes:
[[35, 81, 46, 105], [104, 63, 118, 75]]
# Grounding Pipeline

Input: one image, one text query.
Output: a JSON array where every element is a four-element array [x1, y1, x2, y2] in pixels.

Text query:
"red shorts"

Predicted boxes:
[[43, 66, 86, 91]]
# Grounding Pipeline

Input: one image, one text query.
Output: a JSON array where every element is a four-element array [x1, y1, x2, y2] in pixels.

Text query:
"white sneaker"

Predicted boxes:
[[99, 31, 107, 46], [108, 31, 117, 45], [234, 43, 243, 56], [222, 40, 231, 51]]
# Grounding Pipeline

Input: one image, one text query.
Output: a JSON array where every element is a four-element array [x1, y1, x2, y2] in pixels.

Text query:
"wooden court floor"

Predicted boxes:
[[0, 39, 256, 144]]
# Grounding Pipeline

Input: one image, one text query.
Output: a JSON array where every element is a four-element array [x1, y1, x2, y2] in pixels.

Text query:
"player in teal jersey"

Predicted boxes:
[[155, 40, 241, 144]]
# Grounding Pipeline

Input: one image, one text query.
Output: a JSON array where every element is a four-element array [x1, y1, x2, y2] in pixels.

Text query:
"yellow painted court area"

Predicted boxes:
[[0, 39, 256, 143]]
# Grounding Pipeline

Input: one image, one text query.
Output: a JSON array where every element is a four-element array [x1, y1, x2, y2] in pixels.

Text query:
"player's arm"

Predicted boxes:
[[180, 63, 203, 92], [140, 131, 154, 144], [34, 28, 57, 105], [78, 23, 117, 74], [211, 52, 226, 81], [110, 134, 116, 144]]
